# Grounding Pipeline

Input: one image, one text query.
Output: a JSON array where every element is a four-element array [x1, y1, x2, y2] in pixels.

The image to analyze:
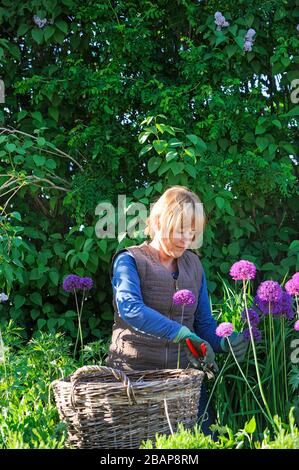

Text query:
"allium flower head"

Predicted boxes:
[[216, 322, 234, 338], [294, 320, 299, 331], [62, 274, 83, 292], [0, 293, 9, 302], [78, 277, 93, 290], [229, 260, 256, 281], [241, 308, 260, 326], [244, 326, 262, 342], [256, 280, 283, 303], [285, 276, 299, 296], [173, 289, 196, 305]]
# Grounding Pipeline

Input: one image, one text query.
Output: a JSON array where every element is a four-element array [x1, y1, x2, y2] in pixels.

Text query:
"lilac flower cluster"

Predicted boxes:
[[229, 260, 256, 281], [244, 28, 256, 52], [62, 274, 93, 292], [173, 289, 196, 306], [0, 293, 8, 302], [214, 12, 230, 31], [33, 15, 47, 28], [216, 322, 234, 338], [295, 320, 299, 331], [285, 272, 299, 297]]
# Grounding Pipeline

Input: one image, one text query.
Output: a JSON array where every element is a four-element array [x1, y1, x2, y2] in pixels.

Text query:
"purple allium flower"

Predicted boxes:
[[295, 320, 299, 331], [229, 260, 257, 281], [0, 293, 9, 302], [173, 289, 196, 305], [78, 277, 93, 290], [216, 322, 234, 338], [285, 277, 299, 296], [244, 326, 262, 342], [62, 274, 82, 292], [214, 12, 230, 31], [292, 273, 299, 282], [241, 307, 260, 326], [253, 292, 293, 318], [256, 280, 283, 303]]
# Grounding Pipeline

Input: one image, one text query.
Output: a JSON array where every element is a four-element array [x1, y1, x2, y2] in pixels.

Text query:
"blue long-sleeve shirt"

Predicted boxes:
[[112, 251, 222, 353]]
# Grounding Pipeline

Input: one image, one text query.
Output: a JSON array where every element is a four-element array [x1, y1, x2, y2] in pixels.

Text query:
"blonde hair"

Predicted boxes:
[[144, 186, 206, 249]]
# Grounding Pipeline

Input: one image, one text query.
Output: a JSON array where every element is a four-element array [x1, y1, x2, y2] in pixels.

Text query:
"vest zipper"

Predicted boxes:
[[165, 278, 179, 369]]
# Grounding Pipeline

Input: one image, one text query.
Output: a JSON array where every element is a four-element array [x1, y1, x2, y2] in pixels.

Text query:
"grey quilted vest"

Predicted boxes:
[[105, 240, 203, 371]]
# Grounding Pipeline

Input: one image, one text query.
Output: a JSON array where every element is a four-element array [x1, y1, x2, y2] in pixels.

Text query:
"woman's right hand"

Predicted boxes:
[[174, 326, 217, 370]]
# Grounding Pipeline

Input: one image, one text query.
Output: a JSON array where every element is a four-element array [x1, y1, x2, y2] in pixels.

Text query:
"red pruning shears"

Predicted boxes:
[[185, 338, 207, 359]]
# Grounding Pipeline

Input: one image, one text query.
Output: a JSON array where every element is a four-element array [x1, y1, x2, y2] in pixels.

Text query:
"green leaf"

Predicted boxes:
[[165, 150, 178, 162], [17, 24, 30, 37], [31, 111, 43, 123], [138, 131, 153, 144], [37, 319, 47, 329], [14, 294, 26, 310], [33, 155, 46, 166], [78, 252, 89, 266], [31, 28, 44, 44], [186, 134, 207, 152], [289, 240, 299, 253], [48, 107, 59, 122], [44, 26, 55, 41], [139, 144, 152, 157], [245, 416, 256, 434], [6, 143, 16, 153], [30, 292, 43, 307], [228, 242, 240, 256], [45, 159, 57, 169], [49, 270, 59, 286], [37, 137, 46, 146], [215, 196, 225, 210], [285, 106, 299, 117], [256, 137, 269, 152], [225, 45, 238, 58], [185, 163, 197, 178], [148, 156, 162, 173], [168, 138, 183, 148], [152, 140, 168, 154], [56, 20, 68, 34], [170, 162, 184, 176]]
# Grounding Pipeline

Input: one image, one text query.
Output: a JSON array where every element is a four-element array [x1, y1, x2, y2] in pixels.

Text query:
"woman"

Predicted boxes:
[[106, 185, 247, 436]]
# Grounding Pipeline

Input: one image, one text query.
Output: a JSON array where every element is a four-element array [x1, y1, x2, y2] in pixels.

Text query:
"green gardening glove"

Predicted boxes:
[[220, 332, 248, 362], [173, 326, 216, 369]]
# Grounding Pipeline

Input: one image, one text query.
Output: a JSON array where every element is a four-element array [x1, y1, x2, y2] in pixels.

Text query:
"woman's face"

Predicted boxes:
[[159, 222, 197, 258]]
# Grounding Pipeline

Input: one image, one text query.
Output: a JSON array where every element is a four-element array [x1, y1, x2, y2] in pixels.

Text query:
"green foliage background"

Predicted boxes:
[[0, 0, 298, 341]]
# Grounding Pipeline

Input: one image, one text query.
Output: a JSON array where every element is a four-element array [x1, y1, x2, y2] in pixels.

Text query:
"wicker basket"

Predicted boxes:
[[51, 365, 205, 449]]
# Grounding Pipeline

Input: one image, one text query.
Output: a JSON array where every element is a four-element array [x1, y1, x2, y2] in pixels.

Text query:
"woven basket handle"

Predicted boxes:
[[70, 365, 137, 407]]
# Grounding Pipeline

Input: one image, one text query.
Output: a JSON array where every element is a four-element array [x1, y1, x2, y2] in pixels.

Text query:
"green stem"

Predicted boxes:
[[226, 338, 272, 426], [73, 289, 80, 359], [282, 317, 288, 407], [198, 355, 230, 431], [269, 304, 277, 415], [242, 280, 274, 428], [177, 304, 185, 369]]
